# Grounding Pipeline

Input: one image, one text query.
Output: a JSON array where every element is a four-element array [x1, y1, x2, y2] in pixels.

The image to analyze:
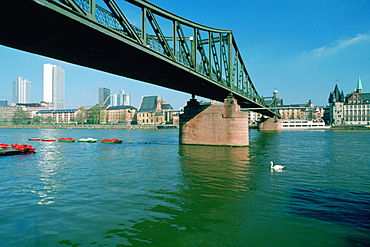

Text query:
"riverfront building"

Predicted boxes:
[[104, 105, 137, 124], [278, 100, 324, 121], [36, 109, 80, 124], [257, 90, 325, 124], [263, 89, 283, 106], [12, 76, 31, 104], [43, 64, 65, 109], [0, 106, 17, 124], [136, 95, 174, 125], [325, 77, 370, 126]]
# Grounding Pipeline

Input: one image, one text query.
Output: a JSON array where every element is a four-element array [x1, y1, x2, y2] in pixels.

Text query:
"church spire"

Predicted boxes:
[[356, 76, 363, 93]]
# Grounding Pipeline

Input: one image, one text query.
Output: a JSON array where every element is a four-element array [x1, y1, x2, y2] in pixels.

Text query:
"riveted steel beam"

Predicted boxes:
[[145, 9, 174, 59], [176, 23, 194, 68], [61, 0, 86, 16], [103, 0, 143, 44]]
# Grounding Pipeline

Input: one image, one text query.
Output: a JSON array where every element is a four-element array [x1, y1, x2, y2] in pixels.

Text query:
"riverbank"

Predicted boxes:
[[0, 124, 179, 130], [331, 125, 370, 130], [1, 124, 369, 130]]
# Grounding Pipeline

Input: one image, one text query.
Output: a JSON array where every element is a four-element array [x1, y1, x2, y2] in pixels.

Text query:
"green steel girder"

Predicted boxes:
[[145, 9, 174, 59], [175, 23, 194, 68], [221, 35, 231, 86], [103, 0, 142, 44], [232, 50, 239, 89], [61, 0, 86, 15], [210, 33, 221, 81], [196, 30, 211, 77], [28, 0, 279, 116]]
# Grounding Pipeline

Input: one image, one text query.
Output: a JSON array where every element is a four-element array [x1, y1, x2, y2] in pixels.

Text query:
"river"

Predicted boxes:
[[0, 128, 369, 246]]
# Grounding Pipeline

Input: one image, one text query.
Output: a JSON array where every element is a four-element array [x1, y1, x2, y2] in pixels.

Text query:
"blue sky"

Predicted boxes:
[[1, 0, 369, 110]]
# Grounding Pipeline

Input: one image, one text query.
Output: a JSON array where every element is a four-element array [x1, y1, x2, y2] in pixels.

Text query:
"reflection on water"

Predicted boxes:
[[35, 141, 62, 205], [105, 145, 253, 246], [179, 145, 251, 196]]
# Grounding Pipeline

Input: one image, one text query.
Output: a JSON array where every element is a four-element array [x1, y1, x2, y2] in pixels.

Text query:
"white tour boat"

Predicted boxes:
[[281, 120, 331, 130]]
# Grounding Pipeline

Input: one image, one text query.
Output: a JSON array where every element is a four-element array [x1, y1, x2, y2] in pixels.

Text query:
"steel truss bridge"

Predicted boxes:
[[0, 0, 278, 117]]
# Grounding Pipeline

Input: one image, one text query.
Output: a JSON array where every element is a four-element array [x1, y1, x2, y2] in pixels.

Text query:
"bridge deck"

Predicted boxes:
[[0, 0, 275, 117]]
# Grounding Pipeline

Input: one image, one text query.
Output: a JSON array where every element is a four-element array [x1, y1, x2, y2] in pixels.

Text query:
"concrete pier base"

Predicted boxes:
[[258, 117, 281, 131], [179, 96, 249, 146]]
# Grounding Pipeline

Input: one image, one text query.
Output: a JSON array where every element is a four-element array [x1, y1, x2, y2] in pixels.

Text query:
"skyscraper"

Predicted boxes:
[[43, 63, 65, 109], [12, 76, 31, 104], [119, 90, 131, 106], [99, 87, 111, 107], [111, 94, 119, 106]]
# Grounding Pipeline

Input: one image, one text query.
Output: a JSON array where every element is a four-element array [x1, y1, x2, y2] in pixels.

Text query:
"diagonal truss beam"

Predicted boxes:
[[61, 0, 86, 15], [145, 9, 175, 59], [103, 0, 143, 44]]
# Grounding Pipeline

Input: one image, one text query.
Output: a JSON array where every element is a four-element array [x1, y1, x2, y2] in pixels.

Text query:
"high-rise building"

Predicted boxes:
[[119, 90, 131, 106], [111, 94, 119, 106], [99, 87, 110, 107], [0, 99, 8, 106], [43, 63, 65, 109], [12, 76, 31, 104]]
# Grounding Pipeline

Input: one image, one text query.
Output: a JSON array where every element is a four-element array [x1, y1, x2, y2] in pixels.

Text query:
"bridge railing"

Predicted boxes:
[[51, 0, 269, 108]]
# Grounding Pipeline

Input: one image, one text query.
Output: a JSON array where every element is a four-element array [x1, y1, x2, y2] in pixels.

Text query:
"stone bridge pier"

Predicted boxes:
[[179, 95, 249, 146], [257, 116, 281, 131]]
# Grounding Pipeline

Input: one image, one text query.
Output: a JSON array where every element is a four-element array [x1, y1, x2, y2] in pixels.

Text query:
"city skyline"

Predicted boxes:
[[0, 57, 367, 111], [98, 88, 131, 108], [0, 0, 369, 110]]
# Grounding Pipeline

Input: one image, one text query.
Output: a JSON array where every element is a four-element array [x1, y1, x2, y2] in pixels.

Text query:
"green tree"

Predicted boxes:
[[76, 106, 87, 124], [12, 107, 30, 125], [87, 104, 101, 124], [32, 115, 44, 124], [45, 116, 54, 124]]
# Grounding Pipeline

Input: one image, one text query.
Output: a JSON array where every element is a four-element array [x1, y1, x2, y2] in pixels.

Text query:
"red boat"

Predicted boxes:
[[0, 143, 10, 149], [42, 138, 56, 142], [58, 138, 76, 142], [1, 143, 36, 156], [29, 137, 41, 141], [100, 139, 123, 144]]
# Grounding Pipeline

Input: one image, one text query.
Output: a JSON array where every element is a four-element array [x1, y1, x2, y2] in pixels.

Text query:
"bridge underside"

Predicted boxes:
[[0, 0, 273, 116]]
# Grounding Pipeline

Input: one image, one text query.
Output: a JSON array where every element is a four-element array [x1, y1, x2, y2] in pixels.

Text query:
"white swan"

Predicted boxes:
[[270, 161, 285, 170]]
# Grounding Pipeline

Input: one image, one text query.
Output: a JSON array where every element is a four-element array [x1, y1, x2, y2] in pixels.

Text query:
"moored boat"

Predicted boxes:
[[29, 137, 41, 141], [78, 137, 97, 143], [100, 139, 123, 144], [42, 138, 56, 142], [0, 143, 36, 156], [281, 120, 331, 130], [58, 138, 76, 142]]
